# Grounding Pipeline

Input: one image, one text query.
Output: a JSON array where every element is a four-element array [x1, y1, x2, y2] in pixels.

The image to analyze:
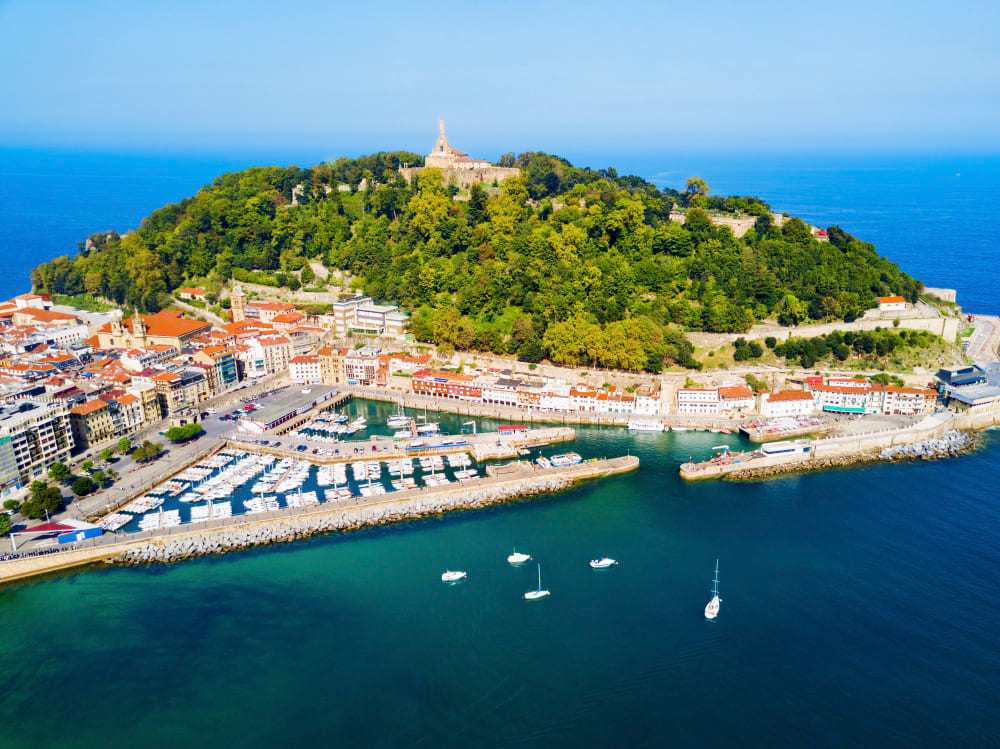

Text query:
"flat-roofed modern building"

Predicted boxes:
[[0, 399, 74, 496]]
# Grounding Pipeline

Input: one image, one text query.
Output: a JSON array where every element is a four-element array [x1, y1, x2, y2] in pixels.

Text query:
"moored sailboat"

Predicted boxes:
[[704, 559, 721, 620]]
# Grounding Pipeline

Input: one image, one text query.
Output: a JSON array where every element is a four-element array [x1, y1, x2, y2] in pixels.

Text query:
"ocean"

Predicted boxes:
[[2, 147, 999, 313], [1, 147, 999, 747]]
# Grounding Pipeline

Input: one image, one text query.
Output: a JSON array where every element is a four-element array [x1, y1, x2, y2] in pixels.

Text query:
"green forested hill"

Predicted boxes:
[[31, 150, 921, 371]]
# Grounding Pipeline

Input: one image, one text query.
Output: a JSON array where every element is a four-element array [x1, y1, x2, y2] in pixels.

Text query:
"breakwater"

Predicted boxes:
[[112, 476, 578, 565], [682, 411, 997, 481], [0, 456, 638, 585]]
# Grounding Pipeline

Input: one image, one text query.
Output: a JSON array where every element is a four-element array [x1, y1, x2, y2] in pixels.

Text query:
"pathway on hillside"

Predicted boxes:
[[172, 297, 225, 325]]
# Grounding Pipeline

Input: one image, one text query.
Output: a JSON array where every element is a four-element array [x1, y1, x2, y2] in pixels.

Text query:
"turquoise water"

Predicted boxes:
[[2, 407, 998, 747]]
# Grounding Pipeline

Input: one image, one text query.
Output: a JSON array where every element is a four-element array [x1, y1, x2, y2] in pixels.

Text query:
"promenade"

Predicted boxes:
[[0, 455, 639, 586]]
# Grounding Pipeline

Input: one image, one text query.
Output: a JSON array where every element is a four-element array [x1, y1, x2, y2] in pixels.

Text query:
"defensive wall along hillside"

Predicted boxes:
[[0, 456, 639, 586]]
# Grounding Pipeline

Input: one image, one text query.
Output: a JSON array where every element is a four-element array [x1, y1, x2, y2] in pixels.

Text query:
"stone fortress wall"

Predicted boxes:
[[399, 120, 519, 189]]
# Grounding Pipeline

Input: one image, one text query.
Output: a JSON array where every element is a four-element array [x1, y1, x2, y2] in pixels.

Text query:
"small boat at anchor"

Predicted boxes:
[[589, 557, 617, 569], [704, 559, 721, 620], [441, 570, 467, 583], [524, 563, 550, 600], [508, 546, 531, 565]]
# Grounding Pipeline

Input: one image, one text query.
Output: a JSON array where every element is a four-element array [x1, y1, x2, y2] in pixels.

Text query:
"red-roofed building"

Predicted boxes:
[[719, 385, 755, 414], [758, 389, 817, 418], [877, 296, 907, 311], [97, 310, 212, 349], [69, 398, 114, 447], [178, 287, 207, 300], [289, 355, 321, 384], [412, 369, 481, 400]]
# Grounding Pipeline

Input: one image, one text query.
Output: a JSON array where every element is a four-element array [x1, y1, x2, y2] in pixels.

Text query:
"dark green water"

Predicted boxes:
[[2, 401, 998, 747]]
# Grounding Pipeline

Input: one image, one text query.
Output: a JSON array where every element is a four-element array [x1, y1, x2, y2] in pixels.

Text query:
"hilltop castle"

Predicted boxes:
[[399, 121, 519, 188]]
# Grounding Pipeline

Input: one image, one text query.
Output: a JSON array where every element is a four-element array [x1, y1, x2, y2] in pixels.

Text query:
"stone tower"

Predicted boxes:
[[230, 283, 247, 323], [433, 119, 450, 155], [132, 309, 147, 346], [110, 310, 126, 347]]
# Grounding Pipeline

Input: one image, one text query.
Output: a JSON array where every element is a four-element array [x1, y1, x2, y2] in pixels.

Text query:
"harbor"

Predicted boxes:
[[0, 454, 638, 585]]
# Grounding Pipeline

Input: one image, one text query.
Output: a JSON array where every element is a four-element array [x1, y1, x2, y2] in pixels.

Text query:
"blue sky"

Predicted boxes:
[[1, 0, 998, 154]]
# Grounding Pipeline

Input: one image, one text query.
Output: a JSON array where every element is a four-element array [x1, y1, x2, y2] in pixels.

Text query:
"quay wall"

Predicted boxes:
[[681, 412, 999, 481], [0, 456, 638, 586], [225, 426, 575, 463]]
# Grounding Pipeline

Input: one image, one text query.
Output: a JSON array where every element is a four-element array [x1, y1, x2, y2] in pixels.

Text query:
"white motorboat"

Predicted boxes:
[[441, 570, 467, 583], [524, 563, 550, 600], [589, 557, 617, 569], [627, 419, 664, 432], [508, 546, 531, 565], [704, 559, 722, 620]]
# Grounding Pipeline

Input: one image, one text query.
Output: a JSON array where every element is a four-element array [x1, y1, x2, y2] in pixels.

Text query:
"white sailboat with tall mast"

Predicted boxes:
[[704, 559, 721, 620], [524, 563, 550, 600]]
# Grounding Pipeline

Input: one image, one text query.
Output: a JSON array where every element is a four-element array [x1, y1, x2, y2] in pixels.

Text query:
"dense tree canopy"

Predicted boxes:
[[32, 150, 921, 372]]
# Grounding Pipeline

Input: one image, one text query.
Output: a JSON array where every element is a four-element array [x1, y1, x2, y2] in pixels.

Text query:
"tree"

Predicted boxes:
[[0, 514, 10, 537], [682, 177, 709, 206], [100, 448, 114, 463], [48, 462, 71, 482], [72, 477, 95, 496], [91, 469, 109, 488], [164, 423, 204, 443], [81, 460, 93, 473], [20, 482, 64, 519], [300, 264, 315, 286], [117, 437, 132, 455]]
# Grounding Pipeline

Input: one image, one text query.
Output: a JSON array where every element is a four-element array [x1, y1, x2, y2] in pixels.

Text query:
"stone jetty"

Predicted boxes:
[[0, 455, 638, 585], [878, 430, 975, 461], [682, 411, 994, 482], [112, 476, 576, 566]]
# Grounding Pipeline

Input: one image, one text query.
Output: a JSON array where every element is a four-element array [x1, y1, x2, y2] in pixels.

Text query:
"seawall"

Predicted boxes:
[[681, 411, 997, 481], [0, 456, 639, 586]]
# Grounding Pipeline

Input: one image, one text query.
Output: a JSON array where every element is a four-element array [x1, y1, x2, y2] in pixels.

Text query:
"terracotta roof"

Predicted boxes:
[[877, 296, 906, 304], [98, 310, 211, 339], [767, 390, 815, 402], [152, 371, 180, 382], [70, 399, 109, 415], [719, 386, 753, 398], [289, 355, 318, 364], [271, 312, 305, 324], [250, 302, 296, 312], [14, 308, 79, 324], [179, 287, 206, 295]]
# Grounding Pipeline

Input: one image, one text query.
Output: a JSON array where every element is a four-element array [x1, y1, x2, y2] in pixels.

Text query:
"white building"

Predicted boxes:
[[719, 386, 755, 415], [809, 384, 880, 415], [676, 387, 720, 415], [288, 355, 321, 384], [877, 296, 907, 311], [0, 399, 75, 497], [329, 295, 408, 337], [758, 390, 817, 418]]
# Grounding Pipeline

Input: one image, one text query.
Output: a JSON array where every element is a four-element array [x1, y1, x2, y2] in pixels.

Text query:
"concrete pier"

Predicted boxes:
[[0, 455, 638, 586], [681, 411, 997, 481]]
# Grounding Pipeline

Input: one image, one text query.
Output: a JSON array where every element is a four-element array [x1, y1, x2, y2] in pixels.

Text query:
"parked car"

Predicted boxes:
[[296, 445, 307, 452]]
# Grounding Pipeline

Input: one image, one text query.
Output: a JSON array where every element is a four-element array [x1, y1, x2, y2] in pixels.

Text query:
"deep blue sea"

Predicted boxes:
[[2, 147, 999, 313], [1, 147, 999, 747]]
